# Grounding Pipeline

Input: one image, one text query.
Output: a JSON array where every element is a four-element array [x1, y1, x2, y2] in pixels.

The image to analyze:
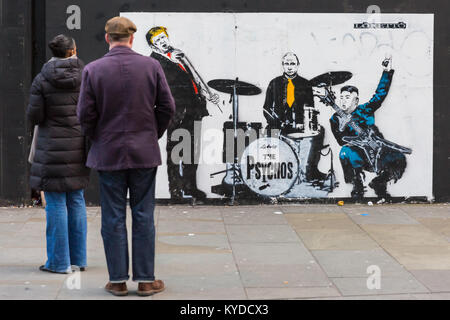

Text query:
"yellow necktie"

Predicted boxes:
[[287, 79, 295, 108]]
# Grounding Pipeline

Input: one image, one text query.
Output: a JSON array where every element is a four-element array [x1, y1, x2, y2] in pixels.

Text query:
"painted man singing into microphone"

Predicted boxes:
[[146, 26, 219, 200]]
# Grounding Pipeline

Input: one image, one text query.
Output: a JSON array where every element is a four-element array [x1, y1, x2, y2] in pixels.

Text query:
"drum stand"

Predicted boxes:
[[210, 78, 241, 205]]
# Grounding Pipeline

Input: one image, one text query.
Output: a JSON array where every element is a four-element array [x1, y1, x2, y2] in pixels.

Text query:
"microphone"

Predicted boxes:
[[168, 46, 185, 58]]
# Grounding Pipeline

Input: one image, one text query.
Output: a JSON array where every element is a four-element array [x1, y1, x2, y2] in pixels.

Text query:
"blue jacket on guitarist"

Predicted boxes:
[[329, 58, 410, 201]]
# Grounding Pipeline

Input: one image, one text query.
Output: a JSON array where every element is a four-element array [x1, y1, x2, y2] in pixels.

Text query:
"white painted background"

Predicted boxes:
[[122, 12, 434, 200]]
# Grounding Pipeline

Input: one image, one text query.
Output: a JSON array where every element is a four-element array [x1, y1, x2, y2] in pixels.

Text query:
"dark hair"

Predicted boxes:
[[48, 34, 76, 58], [340, 85, 359, 95], [107, 33, 131, 43]]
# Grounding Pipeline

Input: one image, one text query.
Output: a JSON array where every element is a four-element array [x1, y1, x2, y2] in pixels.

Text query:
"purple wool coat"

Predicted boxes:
[[77, 46, 175, 170]]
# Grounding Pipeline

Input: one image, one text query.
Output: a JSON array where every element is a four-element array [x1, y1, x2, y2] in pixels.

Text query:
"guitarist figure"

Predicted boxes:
[[329, 57, 407, 201]]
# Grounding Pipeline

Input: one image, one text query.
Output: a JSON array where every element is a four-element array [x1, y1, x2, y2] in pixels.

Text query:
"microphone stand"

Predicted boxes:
[[174, 49, 223, 113]]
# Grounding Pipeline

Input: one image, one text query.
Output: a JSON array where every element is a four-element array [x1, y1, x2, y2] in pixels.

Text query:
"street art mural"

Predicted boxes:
[[146, 26, 220, 200], [121, 12, 434, 202]]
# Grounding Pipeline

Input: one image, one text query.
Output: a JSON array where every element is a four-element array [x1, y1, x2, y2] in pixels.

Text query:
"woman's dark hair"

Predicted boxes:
[[48, 34, 76, 58]]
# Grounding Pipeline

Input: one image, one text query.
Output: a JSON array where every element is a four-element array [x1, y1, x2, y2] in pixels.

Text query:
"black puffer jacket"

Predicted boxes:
[[27, 57, 90, 192]]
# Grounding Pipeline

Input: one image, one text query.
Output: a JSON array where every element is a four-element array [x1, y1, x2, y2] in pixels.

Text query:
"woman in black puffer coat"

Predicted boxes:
[[27, 35, 90, 274]]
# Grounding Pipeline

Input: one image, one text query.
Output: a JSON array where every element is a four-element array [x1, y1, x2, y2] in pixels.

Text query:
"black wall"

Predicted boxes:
[[1, 0, 449, 204], [0, 0, 32, 205]]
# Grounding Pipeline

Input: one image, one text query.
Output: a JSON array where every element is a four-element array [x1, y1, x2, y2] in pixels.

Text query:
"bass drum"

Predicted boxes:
[[240, 137, 299, 197]]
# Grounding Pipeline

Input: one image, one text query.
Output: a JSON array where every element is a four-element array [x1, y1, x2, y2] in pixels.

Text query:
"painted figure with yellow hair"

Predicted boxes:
[[147, 26, 218, 200]]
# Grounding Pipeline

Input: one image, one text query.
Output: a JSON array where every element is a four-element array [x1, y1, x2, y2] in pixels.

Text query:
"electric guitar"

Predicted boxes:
[[314, 86, 412, 173]]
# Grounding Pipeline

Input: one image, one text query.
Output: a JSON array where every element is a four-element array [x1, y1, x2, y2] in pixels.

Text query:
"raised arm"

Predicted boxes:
[[361, 58, 395, 114]]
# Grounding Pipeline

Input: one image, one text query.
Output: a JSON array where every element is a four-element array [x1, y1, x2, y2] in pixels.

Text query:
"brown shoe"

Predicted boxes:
[[105, 282, 128, 296], [137, 280, 165, 296]]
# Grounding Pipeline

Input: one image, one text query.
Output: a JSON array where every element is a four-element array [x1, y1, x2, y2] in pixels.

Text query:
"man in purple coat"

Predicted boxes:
[[77, 17, 175, 297]]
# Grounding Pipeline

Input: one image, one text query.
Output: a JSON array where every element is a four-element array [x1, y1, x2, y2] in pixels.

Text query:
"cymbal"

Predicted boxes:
[[309, 71, 353, 87], [208, 79, 261, 96]]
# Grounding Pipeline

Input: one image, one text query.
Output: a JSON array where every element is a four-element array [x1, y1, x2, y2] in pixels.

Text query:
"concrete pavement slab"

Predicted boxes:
[[231, 242, 315, 266], [410, 270, 450, 292], [385, 245, 450, 270], [157, 218, 226, 234], [222, 205, 285, 215], [330, 275, 429, 296], [285, 213, 361, 230], [400, 205, 450, 218], [290, 229, 379, 251], [0, 265, 67, 283], [361, 224, 449, 248], [153, 251, 246, 299], [156, 253, 238, 275], [412, 293, 450, 300], [414, 217, 450, 239], [0, 222, 25, 235], [158, 233, 230, 250], [0, 247, 47, 266], [55, 267, 151, 300], [0, 209, 36, 223], [222, 209, 288, 225], [238, 264, 332, 288], [156, 237, 232, 254], [2, 222, 46, 248], [159, 206, 223, 221], [0, 283, 62, 300], [360, 224, 450, 269], [281, 205, 344, 214], [343, 207, 419, 225], [152, 274, 247, 300], [286, 213, 379, 250], [226, 225, 300, 243], [312, 249, 412, 278]]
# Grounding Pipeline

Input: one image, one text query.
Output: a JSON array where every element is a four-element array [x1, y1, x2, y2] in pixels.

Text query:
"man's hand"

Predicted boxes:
[[171, 49, 185, 61], [382, 55, 392, 72], [208, 93, 220, 105]]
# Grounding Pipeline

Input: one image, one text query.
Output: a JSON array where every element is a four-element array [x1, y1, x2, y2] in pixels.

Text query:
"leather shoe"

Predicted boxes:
[[137, 280, 165, 296], [105, 282, 128, 296]]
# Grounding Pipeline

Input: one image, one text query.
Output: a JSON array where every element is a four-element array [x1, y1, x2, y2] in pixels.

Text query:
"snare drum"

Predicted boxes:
[[240, 137, 299, 197]]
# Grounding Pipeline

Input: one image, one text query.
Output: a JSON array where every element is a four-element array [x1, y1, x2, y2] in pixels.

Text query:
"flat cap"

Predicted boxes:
[[105, 16, 137, 35]]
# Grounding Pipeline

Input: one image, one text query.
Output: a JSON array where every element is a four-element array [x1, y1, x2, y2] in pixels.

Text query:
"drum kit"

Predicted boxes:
[[208, 72, 353, 204]]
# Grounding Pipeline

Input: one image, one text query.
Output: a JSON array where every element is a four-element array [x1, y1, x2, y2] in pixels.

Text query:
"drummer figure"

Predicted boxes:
[[262, 52, 327, 182]]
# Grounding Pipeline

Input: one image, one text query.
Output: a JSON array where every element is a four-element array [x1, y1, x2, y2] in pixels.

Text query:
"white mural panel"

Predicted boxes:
[[122, 12, 433, 201]]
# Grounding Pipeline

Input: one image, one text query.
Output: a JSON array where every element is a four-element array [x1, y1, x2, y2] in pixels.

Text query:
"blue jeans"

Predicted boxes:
[[98, 168, 157, 283], [44, 190, 87, 273]]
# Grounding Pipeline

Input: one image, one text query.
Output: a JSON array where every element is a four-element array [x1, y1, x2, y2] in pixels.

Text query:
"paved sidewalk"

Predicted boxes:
[[0, 204, 450, 300]]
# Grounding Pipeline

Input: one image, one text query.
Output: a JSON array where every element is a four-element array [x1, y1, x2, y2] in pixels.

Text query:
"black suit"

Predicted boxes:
[[263, 74, 314, 130], [262, 73, 326, 182], [151, 51, 208, 198]]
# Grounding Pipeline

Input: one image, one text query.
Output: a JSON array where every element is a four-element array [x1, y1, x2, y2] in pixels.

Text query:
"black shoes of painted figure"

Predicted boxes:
[[350, 169, 366, 201], [170, 188, 207, 204], [369, 170, 392, 202], [350, 168, 392, 202]]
